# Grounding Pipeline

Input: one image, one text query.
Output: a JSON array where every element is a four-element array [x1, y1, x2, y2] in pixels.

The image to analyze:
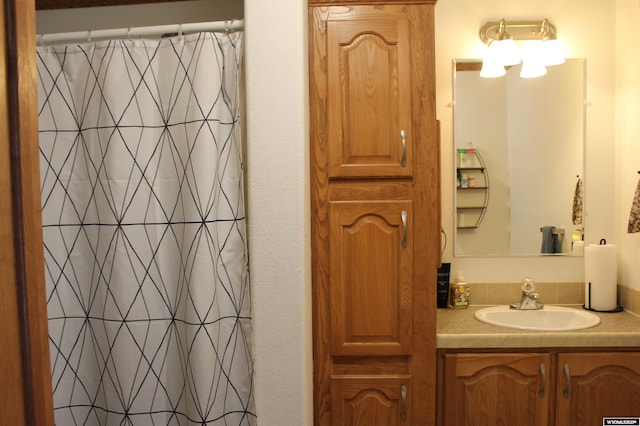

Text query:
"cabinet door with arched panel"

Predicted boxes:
[[556, 352, 640, 426], [331, 375, 411, 426], [440, 352, 551, 426], [329, 200, 413, 357], [325, 8, 414, 179]]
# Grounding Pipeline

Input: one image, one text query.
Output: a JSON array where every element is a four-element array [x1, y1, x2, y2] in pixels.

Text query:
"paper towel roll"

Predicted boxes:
[[572, 240, 584, 256], [584, 242, 617, 311]]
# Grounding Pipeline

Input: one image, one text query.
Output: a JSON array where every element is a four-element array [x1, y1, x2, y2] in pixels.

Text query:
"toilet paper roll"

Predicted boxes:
[[584, 242, 617, 311]]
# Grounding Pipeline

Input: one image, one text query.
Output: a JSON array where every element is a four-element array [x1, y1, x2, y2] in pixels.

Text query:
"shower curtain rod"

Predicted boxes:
[[37, 19, 243, 45]]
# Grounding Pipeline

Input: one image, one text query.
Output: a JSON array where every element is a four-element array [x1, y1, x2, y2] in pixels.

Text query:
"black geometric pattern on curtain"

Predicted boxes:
[[37, 31, 255, 425]]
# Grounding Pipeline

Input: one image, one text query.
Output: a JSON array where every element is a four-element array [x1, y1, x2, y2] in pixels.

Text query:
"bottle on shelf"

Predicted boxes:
[[457, 148, 467, 168], [460, 173, 468, 188], [465, 142, 478, 168]]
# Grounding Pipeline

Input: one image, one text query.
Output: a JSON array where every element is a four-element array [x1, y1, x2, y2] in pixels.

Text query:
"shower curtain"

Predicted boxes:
[[37, 30, 255, 425]]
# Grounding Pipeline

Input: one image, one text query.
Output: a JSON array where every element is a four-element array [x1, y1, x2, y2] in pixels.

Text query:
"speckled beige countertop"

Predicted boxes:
[[437, 305, 640, 348]]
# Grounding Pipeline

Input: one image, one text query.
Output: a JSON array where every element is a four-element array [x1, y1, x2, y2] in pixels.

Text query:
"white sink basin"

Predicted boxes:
[[474, 305, 601, 331]]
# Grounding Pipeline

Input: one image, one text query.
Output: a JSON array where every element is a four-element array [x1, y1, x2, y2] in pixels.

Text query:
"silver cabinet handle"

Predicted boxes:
[[400, 130, 407, 167], [563, 363, 571, 398], [400, 385, 407, 420], [401, 210, 408, 248], [539, 363, 546, 397]]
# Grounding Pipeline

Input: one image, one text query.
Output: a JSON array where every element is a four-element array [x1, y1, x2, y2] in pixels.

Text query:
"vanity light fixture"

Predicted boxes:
[[538, 19, 565, 66], [479, 19, 566, 78]]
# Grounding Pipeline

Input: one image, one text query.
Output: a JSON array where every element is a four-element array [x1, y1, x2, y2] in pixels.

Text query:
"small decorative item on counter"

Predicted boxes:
[[449, 271, 470, 309]]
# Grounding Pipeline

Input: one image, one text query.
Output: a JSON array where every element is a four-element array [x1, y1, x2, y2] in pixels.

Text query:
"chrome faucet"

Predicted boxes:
[[510, 277, 544, 310]]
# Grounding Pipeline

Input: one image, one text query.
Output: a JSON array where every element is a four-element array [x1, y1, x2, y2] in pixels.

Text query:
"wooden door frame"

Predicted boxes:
[[1, 0, 54, 424]]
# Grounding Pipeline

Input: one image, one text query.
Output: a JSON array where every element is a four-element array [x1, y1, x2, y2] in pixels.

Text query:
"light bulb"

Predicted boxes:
[[492, 38, 521, 66], [520, 57, 547, 78], [541, 39, 565, 66], [480, 45, 506, 78], [519, 42, 547, 78]]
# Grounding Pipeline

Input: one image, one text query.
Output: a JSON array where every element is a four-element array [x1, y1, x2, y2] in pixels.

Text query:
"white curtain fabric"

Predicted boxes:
[[37, 31, 255, 425]]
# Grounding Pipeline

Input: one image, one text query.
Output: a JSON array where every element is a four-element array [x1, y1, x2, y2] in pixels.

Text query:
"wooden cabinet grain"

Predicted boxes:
[[439, 350, 640, 426], [441, 353, 550, 426], [555, 352, 640, 426], [310, 3, 439, 425], [329, 200, 413, 357], [325, 11, 413, 179], [331, 375, 412, 426]]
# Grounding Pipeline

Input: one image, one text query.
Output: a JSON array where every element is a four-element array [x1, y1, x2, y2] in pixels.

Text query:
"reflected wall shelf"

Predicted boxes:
[[456, 151, 489, 230]]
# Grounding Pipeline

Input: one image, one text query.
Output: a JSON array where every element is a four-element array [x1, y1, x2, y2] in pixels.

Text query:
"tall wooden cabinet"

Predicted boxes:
[[309, 2, 440, 425]]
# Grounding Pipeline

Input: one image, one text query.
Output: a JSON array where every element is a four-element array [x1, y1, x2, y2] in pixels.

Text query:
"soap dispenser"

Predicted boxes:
[[449, 271, 470, 309]]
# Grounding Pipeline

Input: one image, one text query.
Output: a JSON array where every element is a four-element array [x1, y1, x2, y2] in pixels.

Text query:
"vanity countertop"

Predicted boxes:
[[437, 305, 640, 349]]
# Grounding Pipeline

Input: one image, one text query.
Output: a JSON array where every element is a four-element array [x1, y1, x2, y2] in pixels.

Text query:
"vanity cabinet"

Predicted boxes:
[[440, 353, 551, 426], [439, 350, 640, 426], [555, 352, 640, 425], [309, 2, 440, 425]]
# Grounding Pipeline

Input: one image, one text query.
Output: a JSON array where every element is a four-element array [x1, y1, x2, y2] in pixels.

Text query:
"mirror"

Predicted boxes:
[[454, 58, 586, 257]]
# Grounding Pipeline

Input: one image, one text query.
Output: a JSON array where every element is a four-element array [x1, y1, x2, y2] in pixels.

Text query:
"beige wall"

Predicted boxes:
[[244, 1, 313, 425], [615, 1, 640, 293]]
